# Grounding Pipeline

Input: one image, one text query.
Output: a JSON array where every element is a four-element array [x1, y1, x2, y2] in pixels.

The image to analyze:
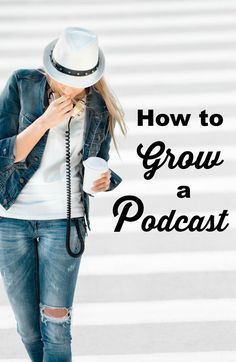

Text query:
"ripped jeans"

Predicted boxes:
[[0, 215, 87, 362]]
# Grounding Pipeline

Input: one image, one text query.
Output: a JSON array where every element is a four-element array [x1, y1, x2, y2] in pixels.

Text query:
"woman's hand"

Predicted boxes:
[[91, 169, 111, 192], [40, 95, 74, 130]]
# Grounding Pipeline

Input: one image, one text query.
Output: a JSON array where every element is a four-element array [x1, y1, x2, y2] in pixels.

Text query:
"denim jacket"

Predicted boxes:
[[0, 68, 123, 231]]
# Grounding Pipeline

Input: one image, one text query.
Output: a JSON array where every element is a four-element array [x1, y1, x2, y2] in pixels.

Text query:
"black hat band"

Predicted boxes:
[[50, 49, 99, 77]]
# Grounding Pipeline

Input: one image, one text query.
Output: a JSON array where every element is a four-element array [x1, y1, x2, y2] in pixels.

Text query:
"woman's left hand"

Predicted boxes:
[[91, 169, 111, 192]]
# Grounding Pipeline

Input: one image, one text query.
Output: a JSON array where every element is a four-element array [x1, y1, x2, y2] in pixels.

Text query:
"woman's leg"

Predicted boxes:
[[37, 216, 86, 362], [0, 217, 43, 362]]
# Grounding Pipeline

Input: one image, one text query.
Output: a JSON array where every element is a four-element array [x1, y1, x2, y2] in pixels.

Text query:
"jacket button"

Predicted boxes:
[[19, 177, 24, 184], [3, 199, 7, 205], [34, 156, 39, 161]]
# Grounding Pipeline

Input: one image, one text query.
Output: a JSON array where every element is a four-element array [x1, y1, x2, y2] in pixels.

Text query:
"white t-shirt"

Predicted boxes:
[[0, 92, 86, 219]]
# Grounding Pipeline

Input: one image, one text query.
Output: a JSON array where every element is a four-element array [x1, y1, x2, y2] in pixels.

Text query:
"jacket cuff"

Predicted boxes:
[[106, 168, 123, 192], [0, 134, 17, 170], [13, 139, 27, 162]]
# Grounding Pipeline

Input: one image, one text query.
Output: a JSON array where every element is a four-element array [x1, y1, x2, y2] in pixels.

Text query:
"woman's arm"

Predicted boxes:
[[0, 71, 49, 167], [96, 125, 123, 192], [0, 71, 20, 171], [13, 117, 48, 163]]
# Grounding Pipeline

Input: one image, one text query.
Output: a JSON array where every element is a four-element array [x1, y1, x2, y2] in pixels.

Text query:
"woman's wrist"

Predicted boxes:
[[36, 115, 49, 132]]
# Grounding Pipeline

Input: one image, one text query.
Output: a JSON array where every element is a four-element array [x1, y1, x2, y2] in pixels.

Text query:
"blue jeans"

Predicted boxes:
[[0, 215, 87, 362]]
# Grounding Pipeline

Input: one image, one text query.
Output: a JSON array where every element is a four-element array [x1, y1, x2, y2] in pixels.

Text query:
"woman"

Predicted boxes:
[[0, 27, 126, 361]]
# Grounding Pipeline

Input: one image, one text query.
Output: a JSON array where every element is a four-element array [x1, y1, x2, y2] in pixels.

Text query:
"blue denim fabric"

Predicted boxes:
[[0, 68, 123, 231], [0, 215, 87, 361]]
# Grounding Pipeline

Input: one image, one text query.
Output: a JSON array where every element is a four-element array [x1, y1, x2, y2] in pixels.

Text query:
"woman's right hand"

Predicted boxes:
[[40, 94, 74, 130]]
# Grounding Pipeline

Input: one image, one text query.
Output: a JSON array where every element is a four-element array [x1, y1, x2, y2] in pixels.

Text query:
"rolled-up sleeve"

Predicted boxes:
[[0, 71, 20, 171]]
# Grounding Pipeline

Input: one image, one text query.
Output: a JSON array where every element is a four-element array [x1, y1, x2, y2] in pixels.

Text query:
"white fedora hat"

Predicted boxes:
[[43, 26, 105, 88]]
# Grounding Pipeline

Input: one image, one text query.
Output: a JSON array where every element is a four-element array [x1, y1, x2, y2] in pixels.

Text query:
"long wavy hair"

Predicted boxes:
[[37, 68, 127, 158]]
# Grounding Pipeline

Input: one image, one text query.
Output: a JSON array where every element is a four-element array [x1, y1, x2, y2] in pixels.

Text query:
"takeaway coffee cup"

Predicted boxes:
[[83, 157, 109, 195]]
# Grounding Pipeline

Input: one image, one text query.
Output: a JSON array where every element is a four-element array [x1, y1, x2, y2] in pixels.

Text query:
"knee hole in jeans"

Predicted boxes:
[[43, 307, 70, 318], [39, 303, 72, 324]]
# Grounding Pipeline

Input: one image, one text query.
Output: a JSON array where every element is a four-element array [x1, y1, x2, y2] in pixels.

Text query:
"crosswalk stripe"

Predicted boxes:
[[0, 30, 236, 45], [84, 211, 236, 233], [78, 250, 236, 275], [118, 119, 236, 134], [0, 48, 236, 67], [108, 70, 236, 85], [0, 15, 236, 29], [109, 146, 236, 164], [3, 69, 236, 86], [1, 298, 236, 329], [118, 93, 236, 107], [1, 1, 236, 15], [3, 351, 236, 362]]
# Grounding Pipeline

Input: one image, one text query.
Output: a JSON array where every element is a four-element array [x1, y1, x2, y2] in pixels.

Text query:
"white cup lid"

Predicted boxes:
[[83, 157, 108, 170]]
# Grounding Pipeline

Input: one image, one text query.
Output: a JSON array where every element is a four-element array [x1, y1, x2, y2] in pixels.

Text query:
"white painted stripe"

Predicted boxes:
[[116, 118, 236, 135], [108, 70, 236, 85], [0, 83, 234, 108], [118, 92, 236, 107], [2, 298, 236, 328], [107, 49, 236, 65], [1, 1, 236, 15], [1, 48, 236, 68], [63, 352, 236, 362], [1, 200, 235, 232], [45, 351, 236, 362], [109, 146, 236, 164], [0, 15, 235, 28], [0, 31, 236, 46], [88, 211, 236, 233], [70, 298, 236, 324], [1, 206, 234, 234], [0, 53, 236, 75], [107, 105, 236, 114], [86, 210, 236, 234], [79, 250, 236, 275], [75, 175, 236, 197], [4, 351, 236, 362], [0, 14, 236, 32], [101, 176, 236, 195], [1, 69, 234, 110]]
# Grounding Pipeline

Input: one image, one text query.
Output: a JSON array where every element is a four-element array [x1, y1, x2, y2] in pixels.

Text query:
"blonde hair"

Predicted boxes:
[[37, 68, 127, 158]]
